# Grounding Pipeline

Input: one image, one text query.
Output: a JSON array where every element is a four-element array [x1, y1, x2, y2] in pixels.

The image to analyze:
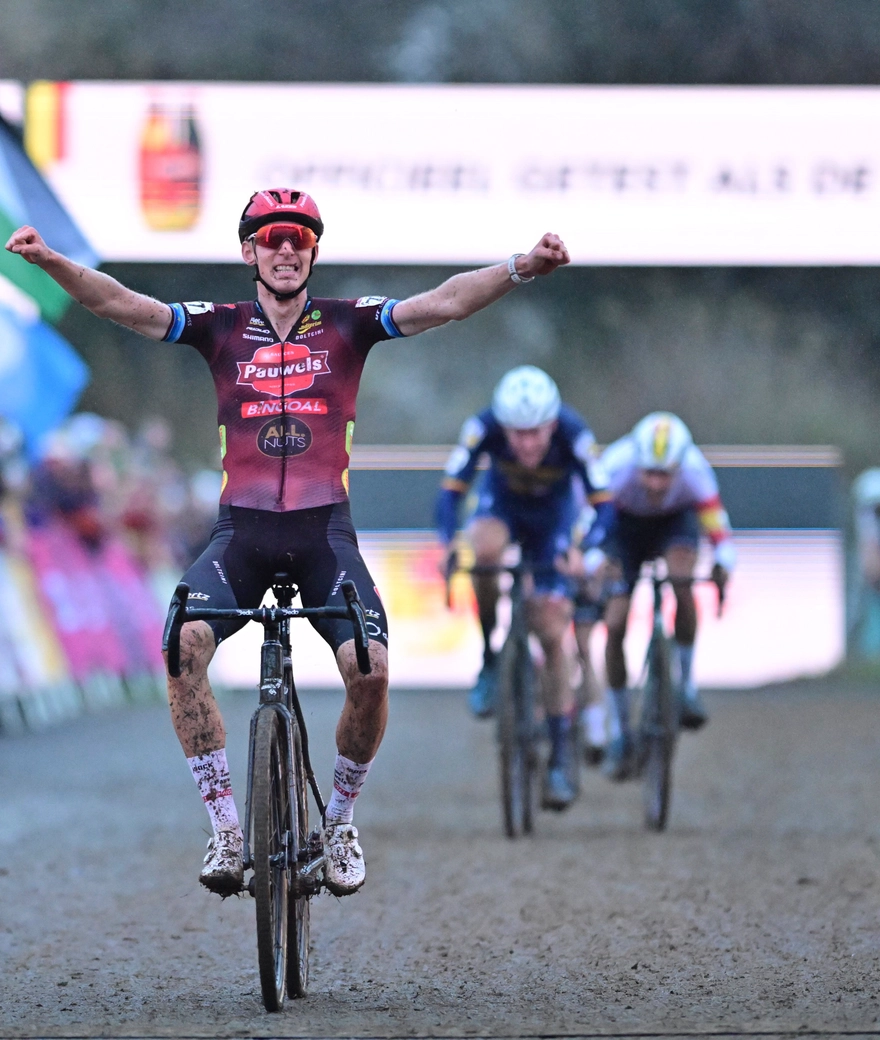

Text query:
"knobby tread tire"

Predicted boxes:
[[641, 635, 677, 832], [497, 629, 535, 839], [252, 709, 290, 1012]]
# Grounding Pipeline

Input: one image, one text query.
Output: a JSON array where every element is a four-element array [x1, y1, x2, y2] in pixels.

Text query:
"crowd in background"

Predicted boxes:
[[0, 411, 219, 587]]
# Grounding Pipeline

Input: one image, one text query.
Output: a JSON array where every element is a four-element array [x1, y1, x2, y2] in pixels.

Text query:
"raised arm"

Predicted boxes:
[[5, 225, 173, 340], [390, 233, 570, 337]]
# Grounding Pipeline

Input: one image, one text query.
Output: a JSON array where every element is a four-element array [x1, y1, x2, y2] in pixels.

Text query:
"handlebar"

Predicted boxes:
[[340, 579, 372, 675], [444, 556, 529, 608], [162, 578, 373, 679], [646, 570, 726, 618]]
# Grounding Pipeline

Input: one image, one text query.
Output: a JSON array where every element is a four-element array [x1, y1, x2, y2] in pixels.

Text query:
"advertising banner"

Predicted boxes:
[[212, 530, 845, 691], [26, 523, 163, 681], [24, 82, 880, 266]]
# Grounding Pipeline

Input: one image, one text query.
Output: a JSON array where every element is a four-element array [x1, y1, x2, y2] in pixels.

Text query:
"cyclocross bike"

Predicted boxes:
[[163, 574, 371, 1012], [450, 561, 580, 839], [637, 563, 724, 832]]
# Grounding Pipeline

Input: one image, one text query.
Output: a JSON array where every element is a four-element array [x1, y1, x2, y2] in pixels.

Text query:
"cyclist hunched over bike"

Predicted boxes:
[[436, 366, 613, 810], [592, 411, 736, 780], [6, 190, 570, 898]]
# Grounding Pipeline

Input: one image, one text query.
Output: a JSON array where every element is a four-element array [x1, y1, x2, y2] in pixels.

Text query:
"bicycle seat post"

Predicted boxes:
[[272, 571, 298, 610]]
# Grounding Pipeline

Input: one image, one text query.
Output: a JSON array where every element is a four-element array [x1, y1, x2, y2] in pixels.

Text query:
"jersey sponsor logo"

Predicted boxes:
[[241, 399, 328, 418], [355, 295, 387, 308], [257, 417, 312, 457], [236, 343, 331, 396], [243, 332, 276, 341], [183, 301, 214, 315], [248, 317, 266, 327]]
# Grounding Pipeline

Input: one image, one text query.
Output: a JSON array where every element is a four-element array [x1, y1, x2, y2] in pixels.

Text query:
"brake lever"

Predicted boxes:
[[341, 580, 372, 675], [162, 581, 190, 679]]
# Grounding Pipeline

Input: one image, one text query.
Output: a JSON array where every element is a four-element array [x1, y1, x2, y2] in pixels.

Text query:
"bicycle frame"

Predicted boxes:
[[636, 561, 723, 830], [162, 575, 372, 884]]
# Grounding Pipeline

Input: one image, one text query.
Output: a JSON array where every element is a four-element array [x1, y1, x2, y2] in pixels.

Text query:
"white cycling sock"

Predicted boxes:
[[582, 702, 608, 746], [676, 642, 695, 688], [187, 748, 241, 836], [607, 687, 630, 738], [325, 754, 373, 825]]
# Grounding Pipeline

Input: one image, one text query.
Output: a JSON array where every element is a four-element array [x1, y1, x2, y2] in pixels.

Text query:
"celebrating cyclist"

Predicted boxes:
[[436, 366, 612, 810], [6, 190, 570, 896], [596, 411, 735, 780]]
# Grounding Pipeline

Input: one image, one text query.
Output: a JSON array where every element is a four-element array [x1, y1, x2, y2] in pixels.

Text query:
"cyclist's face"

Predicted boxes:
[[639, 467, 674, 500], [242, 233, 318, 294], [503, 421, 557, 468]]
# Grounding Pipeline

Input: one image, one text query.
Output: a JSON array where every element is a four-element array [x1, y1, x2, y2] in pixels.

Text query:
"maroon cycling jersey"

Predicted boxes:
[[164, 295, 404, 511]]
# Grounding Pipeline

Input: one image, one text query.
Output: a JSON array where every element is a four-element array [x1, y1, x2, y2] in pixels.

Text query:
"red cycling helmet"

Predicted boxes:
[[238, 188, 324, 243]]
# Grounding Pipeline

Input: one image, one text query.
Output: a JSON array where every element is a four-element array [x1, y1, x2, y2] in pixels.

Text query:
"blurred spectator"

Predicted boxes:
[[850, 468, 880, 659], [0, 417, 27, 549], [174, 468, 223, 567], [24, 426, 105, 550], [17, 410, 220, 571]]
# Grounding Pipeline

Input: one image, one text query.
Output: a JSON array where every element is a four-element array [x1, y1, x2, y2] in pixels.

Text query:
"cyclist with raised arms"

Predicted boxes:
[[6, 190, 570, 896], [595, 412, 735, 780], [436, 366, 613, 810]]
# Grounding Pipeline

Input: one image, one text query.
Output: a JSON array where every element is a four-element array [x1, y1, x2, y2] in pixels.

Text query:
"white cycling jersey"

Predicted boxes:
[[602, 437, 719, 516]]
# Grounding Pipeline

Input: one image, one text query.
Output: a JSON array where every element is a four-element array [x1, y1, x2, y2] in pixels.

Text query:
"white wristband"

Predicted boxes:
[[507, 254, 535, 285]]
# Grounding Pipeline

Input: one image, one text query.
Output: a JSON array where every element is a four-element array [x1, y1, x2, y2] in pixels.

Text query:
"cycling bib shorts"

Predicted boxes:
[[605, 507, 700, 593], [174, 502, 388, 651]]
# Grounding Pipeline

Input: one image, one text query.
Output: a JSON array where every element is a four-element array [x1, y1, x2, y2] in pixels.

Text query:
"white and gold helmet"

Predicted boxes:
[[491, 366, 561, 429], [631, 412, 693, 471]]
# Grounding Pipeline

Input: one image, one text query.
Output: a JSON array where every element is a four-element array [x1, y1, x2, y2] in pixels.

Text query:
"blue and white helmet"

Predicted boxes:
[[632, 412, 693, 471], [491, 366, 561, 429]]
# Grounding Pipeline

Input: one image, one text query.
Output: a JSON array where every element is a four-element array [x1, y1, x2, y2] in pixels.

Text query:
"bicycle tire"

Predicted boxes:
[[285, 715, 310, 998], [640, 634, 676, 832], [252, 708, 290, 1011], [497, 629, 536, 838]]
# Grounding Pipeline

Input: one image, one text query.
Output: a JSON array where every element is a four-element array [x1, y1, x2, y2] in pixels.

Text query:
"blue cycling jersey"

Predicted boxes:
[[435, 404, 612, 547]]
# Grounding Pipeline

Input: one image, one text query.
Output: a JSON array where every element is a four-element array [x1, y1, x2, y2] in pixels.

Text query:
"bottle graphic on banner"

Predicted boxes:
[[139, 102, 202, 231]]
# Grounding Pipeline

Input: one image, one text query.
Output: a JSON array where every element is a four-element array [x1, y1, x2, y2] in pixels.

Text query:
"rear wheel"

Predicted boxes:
[[641, 635, 677, 831], [286, 714, 310, 998], [497, 628, 536, 838], [252, 709, 290, 1011]]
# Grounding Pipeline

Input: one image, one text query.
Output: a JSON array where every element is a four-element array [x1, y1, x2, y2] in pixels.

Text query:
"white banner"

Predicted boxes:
[[31, 82, 880, 265], [212, 530, 844, 690]]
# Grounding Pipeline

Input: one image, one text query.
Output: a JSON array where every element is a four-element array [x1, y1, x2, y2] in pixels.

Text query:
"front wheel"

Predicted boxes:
[[496, 629, 536, 838], [640, 635, 677, 832], [252, 708, 291, 1012]]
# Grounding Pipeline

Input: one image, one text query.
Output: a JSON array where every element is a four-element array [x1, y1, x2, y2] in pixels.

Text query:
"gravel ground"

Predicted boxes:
[[1, 678, 880, 1039]]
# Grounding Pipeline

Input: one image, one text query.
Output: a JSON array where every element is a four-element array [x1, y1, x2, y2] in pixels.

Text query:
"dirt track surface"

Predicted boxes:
[[2, 679, 880, 1039]]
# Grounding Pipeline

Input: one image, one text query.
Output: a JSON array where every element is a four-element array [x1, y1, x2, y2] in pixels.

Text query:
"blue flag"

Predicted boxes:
[[0, 304, 89, 459]]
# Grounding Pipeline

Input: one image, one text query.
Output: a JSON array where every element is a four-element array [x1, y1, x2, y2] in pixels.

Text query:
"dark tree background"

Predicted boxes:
[[3, 0, 880, 472]]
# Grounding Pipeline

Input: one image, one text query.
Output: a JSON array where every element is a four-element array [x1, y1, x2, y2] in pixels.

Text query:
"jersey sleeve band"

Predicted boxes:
[[163, 303, 186, 343], [380, 300, 405, 338]]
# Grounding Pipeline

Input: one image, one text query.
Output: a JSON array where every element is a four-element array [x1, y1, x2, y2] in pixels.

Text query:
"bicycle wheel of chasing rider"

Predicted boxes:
[[497, 630, 536, 838], [252, 708, 291, 1011], [640, 635, 677, 832], [285, 708, 310, 999]]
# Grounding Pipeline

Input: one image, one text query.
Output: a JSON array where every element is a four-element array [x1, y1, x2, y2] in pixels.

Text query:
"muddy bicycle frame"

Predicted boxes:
[[162, 576, 371, 886], [163, 574, 373, 1009]]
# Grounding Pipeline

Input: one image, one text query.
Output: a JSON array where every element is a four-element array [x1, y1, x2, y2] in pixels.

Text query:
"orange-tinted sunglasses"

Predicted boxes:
[[251, 222, 318, 251]]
